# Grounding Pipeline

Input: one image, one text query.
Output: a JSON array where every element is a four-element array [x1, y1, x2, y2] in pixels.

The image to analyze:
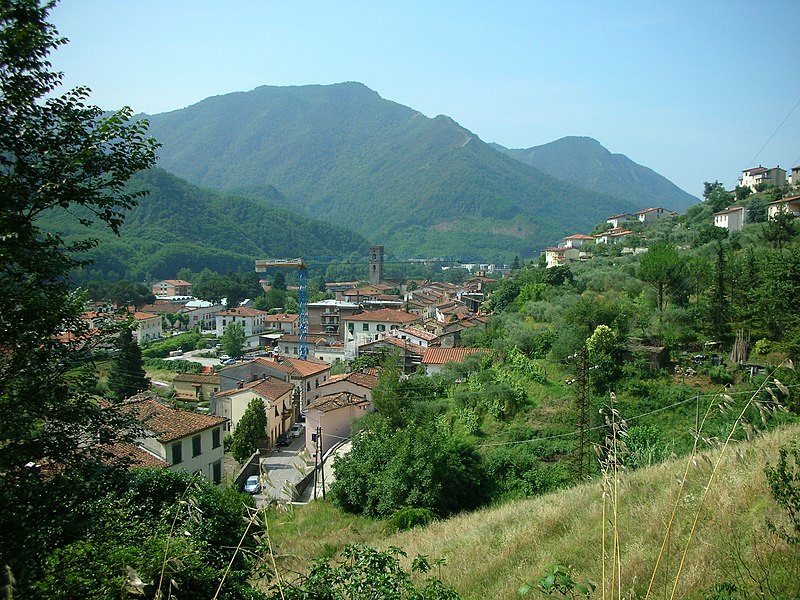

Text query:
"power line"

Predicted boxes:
[[745, 95, 800, 168]]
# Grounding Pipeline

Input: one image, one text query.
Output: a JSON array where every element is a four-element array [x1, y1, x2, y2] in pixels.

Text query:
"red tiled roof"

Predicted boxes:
[[564, 234, 595, 240], [307, 391, 369, 413], [342, 308, 421, 324], [214, 376, 294, 401], [397, 326, 439, 342], [360, 336, 425, 355], [103, 441, 168, 468], [118, 392, 226, 443], [766, 195, 800, 205], [320, 370, 380, 390], [714, 206, 745, 215], [173, 372, 220, 385], [245, 356, 331, 378], [421, 347, 490, 365], [131, 312, 159, 321], [218, 307, 268, 317], [265, 313, 299, 323], [162, 279, 191, 286]]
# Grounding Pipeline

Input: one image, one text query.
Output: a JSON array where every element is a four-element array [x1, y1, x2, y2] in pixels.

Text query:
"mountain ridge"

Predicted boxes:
[[142, 82, 650, 260]]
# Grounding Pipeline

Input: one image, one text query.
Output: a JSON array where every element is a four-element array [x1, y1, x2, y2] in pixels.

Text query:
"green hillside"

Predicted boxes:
[[39, 168, 369, 282], [495, 136, 699, 212], [143, 83, 642, 260]]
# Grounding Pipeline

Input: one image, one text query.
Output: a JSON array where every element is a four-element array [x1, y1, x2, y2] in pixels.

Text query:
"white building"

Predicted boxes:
[[304, 392, 372, 458], [212, 376, 295, 443], [215, 307, 268, 342], [713, 205, 745, 232], [739, 166, 787, 192], [132, 311, 162, 344], [341, 308, 422, 357]]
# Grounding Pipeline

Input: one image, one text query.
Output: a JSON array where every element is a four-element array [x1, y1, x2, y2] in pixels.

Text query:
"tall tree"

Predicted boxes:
[[221, 321, 246, 358], [0, 0, 158, 475], [107, 329, 150, 401], [638, 244, 684, 312], [229, 397, 267, 462]]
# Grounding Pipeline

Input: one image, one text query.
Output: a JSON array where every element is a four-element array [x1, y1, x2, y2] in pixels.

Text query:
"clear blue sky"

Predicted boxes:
[[50, 0, 800, 198]]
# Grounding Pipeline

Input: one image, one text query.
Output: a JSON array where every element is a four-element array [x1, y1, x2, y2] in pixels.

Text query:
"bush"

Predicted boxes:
[[388, 507, 437, 532], [706, 365, 733, 385]]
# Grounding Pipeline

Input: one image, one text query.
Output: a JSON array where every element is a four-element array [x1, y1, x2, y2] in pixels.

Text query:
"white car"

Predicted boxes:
[[243, 475, 260, 494], [289, 423, 304, 438]]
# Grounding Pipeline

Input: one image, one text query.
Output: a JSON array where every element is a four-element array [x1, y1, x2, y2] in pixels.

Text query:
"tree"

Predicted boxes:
[[703, 181, 733, 212], [107, 328, 149, 400], [761, 210, 799, 251], [229, 397, 267, 462], [221, 321, 246, 358], [748, 197, 767, 223], [638, 244, 684, 311], [272, 271, 287, 291], [0, 0, 158, 475]]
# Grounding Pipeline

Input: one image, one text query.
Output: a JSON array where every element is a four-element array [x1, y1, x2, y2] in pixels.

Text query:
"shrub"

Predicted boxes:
[[388, 507, 437, 532]]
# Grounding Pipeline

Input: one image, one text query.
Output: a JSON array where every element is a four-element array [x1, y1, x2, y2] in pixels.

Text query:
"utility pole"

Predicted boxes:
[[570, 346, 590, 482], [319, 426, 326, 499], [312, 427, 319, 500]]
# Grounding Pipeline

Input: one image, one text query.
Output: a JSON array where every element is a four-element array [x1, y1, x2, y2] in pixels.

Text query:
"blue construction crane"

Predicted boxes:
[[254, 258, 308, 360]]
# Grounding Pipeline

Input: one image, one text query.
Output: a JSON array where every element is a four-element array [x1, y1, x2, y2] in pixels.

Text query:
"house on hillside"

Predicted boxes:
[[183, 300, 224, 331], [559, 234, 596, 248], [219, 356, 331, 410], [606, 213, 634, 228], [421, 347, 490, 375], [595, 227, 636, 244], [212, 377, 295, 443], [766, 195, 800, 219], [114, 391, 226, 484], [544, 246, 579, 268], [264, 313, 299, 335], [341, 308, 422, 353], [152, 279, 192, 297], [317, 370, 379, 404], [304, 392, 372, 458], [173, 372, 220, 403], [740, 166, 786, 192], [635, 207, 675, 225], [131, 311, 162, 344], [713, 205, 746, 232], [215, 307, 267, 343], [358, 336, 425, 373]]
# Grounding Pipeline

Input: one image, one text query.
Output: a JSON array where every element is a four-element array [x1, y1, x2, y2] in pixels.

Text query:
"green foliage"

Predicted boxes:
[[521, 563, 596, 599], [484, 444, 569, 501], [331, 418, 489, 518], [141, 329, 202, 358], [229, 397, 267, 463], [765, 441, 800, 546], [505, 346, 548, 383], [0, 0, 157, 474], [221, 321, 246, 358], [388, 507, 437, 532], [638, 243, 685, 311], [107, 328, 150, 401], [142, 357, 204, 373], [272, 544, 460, 600], [703, 181, 734, 213], [2, 467, 260, 599]]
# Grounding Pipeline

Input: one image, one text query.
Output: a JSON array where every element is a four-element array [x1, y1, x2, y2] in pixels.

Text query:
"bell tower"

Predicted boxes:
[[369, 245, 384, 286]]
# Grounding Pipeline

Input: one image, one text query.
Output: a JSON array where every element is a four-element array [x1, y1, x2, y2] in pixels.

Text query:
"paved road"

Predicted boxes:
[[164, 348, 220, 368], [251, 435, 314, 505]]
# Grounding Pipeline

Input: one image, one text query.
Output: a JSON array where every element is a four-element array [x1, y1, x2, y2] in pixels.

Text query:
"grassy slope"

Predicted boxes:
[[268, 424, 799, 598]]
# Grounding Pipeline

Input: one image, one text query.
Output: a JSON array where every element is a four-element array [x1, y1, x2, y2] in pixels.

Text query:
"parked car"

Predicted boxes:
[[276, 432, 291, 447], [222, 358, 237, 365], [243, 475, 260, 494], [289, 423, 304, 438], [218, 354, 231, 363]]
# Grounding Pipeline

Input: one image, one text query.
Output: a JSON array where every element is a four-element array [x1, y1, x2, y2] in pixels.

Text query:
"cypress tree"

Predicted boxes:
[[108, 329, 149, 401]]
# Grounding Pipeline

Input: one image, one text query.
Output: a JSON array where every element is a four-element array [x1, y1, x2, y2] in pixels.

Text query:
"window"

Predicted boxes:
[[171, 442, 183, 464], [377, 324, 386, 332], [362, 323, 369, 332], [347, 323, 354, 332], [212, 460, 222, 485], [192, 435, 201, 457], [212, 428, 221, 449]]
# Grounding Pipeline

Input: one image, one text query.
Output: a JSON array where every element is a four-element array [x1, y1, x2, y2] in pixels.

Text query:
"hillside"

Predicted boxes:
[[143, 83, 642, 260], [39, 168, 369, 282], [270, 424, 800, 599], [494, 136, 698, 212]]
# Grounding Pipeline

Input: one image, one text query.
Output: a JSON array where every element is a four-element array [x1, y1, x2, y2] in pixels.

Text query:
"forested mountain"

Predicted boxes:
[[493, 136, 698, 211], [143, 83, 645, 260], [39, 168, 369, 282]]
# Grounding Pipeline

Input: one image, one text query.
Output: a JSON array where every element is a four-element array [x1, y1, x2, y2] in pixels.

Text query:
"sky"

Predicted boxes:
[[49, 1, 800, 198]]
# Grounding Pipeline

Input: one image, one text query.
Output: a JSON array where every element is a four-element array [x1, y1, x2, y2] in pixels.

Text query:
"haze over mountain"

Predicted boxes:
[[41, 168, 368, 282], [142, 82, 668, 260], [492, 136, 698, 212]]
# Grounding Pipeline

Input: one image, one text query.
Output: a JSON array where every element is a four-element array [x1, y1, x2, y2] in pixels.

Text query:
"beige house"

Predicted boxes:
[[304, 392, 372, 458], [544, 246, 579, 268], [152, 279, 192, 297], [115, 392, 226, 484], [264, 313, 299, 335], [559, 233, 595, 248], [316, 370, 379, 404], [635, 207, 675, 224], [595, 227, 636, 244], [341, 308, 422, 353], [740, 166, 786, 192], [212, 376, 295, 444], [606, 213, 634, 228], [713, 205, 746, 232], [173, 372, 220, 402], [215, 307, 267, 341], [132, 311, 162, 344], [767, 195, 800, 219], [278, 334, 347, 364]]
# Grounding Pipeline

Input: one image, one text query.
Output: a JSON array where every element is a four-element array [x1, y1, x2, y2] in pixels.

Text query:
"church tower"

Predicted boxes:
[[369, 245, 384, 286]]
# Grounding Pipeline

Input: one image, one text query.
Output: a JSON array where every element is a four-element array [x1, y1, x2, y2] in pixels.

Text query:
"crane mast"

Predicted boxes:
[[254, 258, 308, 360]]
